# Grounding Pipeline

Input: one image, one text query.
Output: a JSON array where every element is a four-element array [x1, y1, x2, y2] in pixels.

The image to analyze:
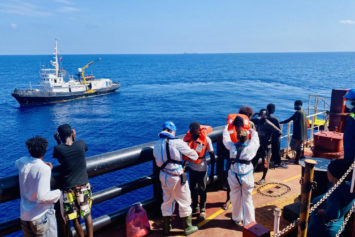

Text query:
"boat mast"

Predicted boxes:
[[52, 39, 59, 78]]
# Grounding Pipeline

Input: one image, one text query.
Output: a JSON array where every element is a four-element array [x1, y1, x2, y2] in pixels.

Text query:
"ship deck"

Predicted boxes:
[[97, 160, 303, 237]]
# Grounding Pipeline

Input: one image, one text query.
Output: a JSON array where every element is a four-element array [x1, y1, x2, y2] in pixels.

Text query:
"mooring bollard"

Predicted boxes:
[[273, 208, 281, 234], [298, 159, 317, 237]]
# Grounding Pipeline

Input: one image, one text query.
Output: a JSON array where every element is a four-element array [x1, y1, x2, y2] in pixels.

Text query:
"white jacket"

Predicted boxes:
[[223, 126, 260, 175]]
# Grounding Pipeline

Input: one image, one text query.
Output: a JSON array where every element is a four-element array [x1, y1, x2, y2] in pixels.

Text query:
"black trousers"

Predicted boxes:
[[252, 145, 270, 179], [189, 169, 207, 210], [271, 137, 281, 165]]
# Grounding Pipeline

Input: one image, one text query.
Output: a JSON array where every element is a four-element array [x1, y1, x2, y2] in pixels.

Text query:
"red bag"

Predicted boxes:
[[126, 203, 151, 237]]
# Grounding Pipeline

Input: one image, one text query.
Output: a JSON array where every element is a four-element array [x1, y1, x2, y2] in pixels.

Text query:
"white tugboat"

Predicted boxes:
[[12, 40, 120, 106]]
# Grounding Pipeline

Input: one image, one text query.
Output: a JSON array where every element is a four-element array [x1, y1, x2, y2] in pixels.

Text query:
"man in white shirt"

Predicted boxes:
[[16, 136, 61, 237], [153, 121, 199, 236]]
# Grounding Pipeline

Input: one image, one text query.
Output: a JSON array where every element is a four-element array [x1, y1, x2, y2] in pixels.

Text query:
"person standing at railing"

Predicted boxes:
[[53, 124, 93, 237], [267, 104, 288, 169], [222, 107, 256, 210], [153, 121, 199, 236], [343, 89, 355, 164], [16, 136, 61, 237], [307, 159, 355, 237], [252, 109, 282, 185], [280, 100, 308, 165], [223, 116, 260, 226], [183, 122, 215, 220]]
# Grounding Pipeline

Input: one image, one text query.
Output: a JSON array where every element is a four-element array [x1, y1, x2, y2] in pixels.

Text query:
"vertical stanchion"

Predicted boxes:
[[298, 159, 317, 237], [273, 208, 281, 234], [310, 114, 315, 143], [216, 138, 226, 188], [286, 122, 291, 157]]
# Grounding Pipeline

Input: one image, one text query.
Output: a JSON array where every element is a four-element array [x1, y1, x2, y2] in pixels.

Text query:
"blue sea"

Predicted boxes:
[[0, 53, 354, 235]]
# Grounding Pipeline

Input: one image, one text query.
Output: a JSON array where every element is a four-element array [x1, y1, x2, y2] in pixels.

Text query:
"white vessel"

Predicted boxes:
[[12, 40, 120, 106]]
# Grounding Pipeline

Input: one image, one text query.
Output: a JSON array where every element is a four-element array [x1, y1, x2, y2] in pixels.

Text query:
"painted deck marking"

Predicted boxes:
[[199, 174, 301, 228]]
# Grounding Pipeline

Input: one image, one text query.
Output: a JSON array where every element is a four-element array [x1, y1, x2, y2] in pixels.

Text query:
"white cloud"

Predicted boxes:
[[0, 0, 51, 17], [55, 0, 74, 5], [340, 20, 355, 25], [57, 6, 80, 13], [10, 23, 17, 29]]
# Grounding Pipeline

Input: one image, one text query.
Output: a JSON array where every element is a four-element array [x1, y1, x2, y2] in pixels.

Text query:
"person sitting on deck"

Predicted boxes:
[[183, 122, 215, 220], [53, 124, 93, 237], [223, 116, 260, 226], [16, 136, 61, 237], [307, 159, 355, 237], [153, 121, 199, 236], [280, 100, 308, 165]]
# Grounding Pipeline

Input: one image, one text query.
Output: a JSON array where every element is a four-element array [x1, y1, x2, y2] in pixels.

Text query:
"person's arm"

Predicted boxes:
[[222, 125, 236, 155], [323, 190, 342, 221], [36, 165, 61, 204], [83, 140, 88, 152], [266, 119, 282, 136], [280, 112, 296, 124], [175, 140, 199, 160], [239, 129, 260, 161], [53, 146, 59, 159]]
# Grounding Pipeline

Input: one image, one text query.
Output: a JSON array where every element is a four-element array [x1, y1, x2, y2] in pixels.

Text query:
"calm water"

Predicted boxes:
[[0, 53, 354, 235]]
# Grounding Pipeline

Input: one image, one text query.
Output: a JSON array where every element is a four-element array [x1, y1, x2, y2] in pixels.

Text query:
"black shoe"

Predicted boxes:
[[222, 200, 231, 210], [192, 206, 200, 215]]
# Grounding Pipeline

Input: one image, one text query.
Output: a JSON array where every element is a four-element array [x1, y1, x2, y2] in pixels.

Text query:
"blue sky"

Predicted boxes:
[[1, 0, 355, 54]]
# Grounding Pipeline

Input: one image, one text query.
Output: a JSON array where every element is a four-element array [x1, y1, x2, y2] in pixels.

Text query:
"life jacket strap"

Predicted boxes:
[[159, 139, 184, 171]]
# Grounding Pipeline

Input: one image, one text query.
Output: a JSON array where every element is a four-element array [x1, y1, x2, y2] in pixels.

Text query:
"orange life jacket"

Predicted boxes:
[[183, 125, 213, 164], [227, 114, 251, 143]]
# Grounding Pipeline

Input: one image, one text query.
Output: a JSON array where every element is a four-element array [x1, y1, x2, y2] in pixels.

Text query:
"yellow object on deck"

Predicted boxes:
[[308, 119, 328, 127]]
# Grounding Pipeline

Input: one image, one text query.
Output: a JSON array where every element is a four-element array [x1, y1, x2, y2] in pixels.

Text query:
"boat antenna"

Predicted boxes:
[[51, 39, 59, 78]]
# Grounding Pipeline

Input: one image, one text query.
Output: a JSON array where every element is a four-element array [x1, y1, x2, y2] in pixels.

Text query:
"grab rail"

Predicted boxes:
[[0, 126, 226, 235]]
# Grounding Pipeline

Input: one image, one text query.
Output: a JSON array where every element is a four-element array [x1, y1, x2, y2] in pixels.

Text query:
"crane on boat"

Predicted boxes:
[[78, 57, 102, 84]]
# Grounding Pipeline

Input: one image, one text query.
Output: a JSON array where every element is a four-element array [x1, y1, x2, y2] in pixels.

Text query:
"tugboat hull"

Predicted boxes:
[[12, 83, 120, 106]]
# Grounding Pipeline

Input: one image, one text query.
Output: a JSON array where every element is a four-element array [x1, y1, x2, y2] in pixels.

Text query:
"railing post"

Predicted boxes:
[[273, 207, 281, 234], [286, 122, 291, 158], [310, 114, 315, 142], [298, 159, 317, 237], [216, 138, 226, 187]]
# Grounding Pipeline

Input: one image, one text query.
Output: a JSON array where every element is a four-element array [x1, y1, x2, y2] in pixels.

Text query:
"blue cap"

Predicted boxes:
[[163, 121, 176, 131], [344, 89, 355, 100]]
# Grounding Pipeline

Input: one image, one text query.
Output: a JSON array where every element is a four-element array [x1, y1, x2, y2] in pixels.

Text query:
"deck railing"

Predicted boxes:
[[0, 111, 328, 236], [0, 126, 228, 236], [281, 110, 328, 158]]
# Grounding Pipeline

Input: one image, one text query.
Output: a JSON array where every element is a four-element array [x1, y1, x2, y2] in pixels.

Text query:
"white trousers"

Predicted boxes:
[[159, 171, 192, 218], [228, 169, 255, 225]]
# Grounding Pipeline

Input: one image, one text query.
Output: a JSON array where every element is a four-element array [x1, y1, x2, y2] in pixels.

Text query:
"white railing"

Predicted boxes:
[[280, 110, 328, 157]]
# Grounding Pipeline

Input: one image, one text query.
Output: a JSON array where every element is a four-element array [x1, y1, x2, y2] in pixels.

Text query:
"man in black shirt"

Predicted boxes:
[[280, 100, 308, 165], [267, 104, 288, 169], [53, 124, 93, 237], [252, 109, 282, 185]]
